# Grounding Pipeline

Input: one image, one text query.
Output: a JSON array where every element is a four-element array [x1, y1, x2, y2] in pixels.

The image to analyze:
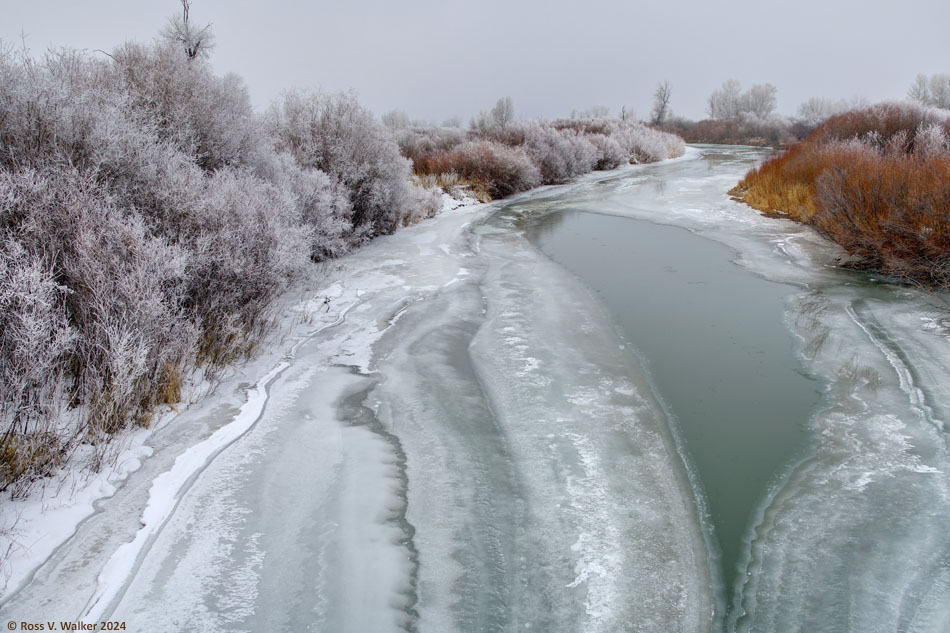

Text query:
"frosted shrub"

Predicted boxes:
[[810, 102, 949, 147], [608, 120, 685, 162], [246, 147, 356, 260], [0, 238, 75, 491], [401, 184, 445, 225], [268, 91, 417, 237], [184, 168, 310, 363], [913, 122, 950, 159], [0, 49, 113, 170], [397, 126, 467, 166], [0, 167, 198, 492], [441, 140, 541, 199], [552, 118, 684, 164], [409, 115, 686, 198], [108, 42, 259, 171], [587, 133, 627, 170], [512, 122, 598, 184]]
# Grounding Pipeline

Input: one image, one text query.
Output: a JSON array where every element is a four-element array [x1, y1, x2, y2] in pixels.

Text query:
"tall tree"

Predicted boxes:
[[491, 96, 514, 129], [708, 79, 743, 119], [161, 0, 215, 60], [908, 74, 931, 104], [650, 81, 672, 126], [745, 83, 778, 119]]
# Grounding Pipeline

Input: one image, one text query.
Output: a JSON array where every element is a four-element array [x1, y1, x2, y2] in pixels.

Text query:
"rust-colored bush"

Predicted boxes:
[[732, 103, 950, 288], [809, 103, 950, 149], [812, 148, 950, 286], [428, 141, 541, 200]]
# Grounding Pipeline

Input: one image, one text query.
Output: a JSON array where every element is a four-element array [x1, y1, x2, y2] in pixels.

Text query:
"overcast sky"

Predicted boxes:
[[4, 0, 949, 123]]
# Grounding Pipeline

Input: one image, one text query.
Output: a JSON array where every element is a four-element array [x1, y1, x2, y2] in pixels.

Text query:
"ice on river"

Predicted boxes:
[[3, 149, 949, 633]]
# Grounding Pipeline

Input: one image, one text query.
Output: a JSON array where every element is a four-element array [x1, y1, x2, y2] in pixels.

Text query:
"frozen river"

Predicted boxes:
[[3, 146, 949, 632]]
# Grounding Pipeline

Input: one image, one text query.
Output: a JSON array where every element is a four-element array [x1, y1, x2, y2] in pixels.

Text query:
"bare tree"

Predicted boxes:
[[908, 74, 930, 104], [907, 73, 950, 110], [650, 80, 672, 126], [161, 0, 215, 60], [708, 79, 743, 119], [796, 96, 868, 125], [931, 75, 950, 109], [381, 109, 410, 131], [745, 83, 778, 119], [491, 96, 514, 129]]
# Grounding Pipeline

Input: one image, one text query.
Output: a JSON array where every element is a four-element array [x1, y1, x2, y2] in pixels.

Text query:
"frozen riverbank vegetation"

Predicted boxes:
[[730, 102, 950, 288], [0, 40, 686, 495], [397, 101, 685, 200], [0, 42, 450, 495]]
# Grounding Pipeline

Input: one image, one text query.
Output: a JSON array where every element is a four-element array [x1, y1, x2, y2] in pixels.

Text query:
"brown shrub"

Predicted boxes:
[[672, 118, 797, 147], [809, 102, 950, 149], [413, 140, 540, 200], [732, 103, 950, 288], [812, 148, 950, 286]]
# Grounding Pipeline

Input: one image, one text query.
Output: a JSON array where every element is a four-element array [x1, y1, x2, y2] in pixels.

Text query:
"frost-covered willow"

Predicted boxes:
[[0, 44, 440, 494], [400, 113, 685, 200]]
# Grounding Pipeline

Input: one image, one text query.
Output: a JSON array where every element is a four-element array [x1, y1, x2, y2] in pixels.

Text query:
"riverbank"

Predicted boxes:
[[729, 102, 950, 289], [0, 189, 480, 602], [0, 153, 656, 602], [6, 147, 947, 632]]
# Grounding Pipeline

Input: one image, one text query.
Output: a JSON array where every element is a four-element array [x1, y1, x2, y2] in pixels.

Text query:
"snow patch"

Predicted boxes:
[[82, 360, 289, 621]]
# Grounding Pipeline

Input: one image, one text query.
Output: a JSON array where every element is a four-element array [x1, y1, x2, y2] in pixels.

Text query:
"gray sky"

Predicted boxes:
[[4, 0, 949, 122]]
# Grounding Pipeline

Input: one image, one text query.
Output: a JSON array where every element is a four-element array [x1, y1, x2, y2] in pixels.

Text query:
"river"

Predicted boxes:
[[2, 146, 948, 632]]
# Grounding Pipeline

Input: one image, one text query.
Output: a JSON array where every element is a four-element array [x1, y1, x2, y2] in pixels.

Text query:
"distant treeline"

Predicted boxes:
[[649, 79, 876, 147]]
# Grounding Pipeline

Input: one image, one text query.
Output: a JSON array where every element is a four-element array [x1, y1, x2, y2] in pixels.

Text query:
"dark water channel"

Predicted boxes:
[[526, 210, 822, 602]]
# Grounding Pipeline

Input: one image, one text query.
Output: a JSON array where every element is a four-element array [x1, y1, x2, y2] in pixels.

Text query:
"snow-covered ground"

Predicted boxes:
[[0, 191, 481, 608], [2, 149, 948, 633]]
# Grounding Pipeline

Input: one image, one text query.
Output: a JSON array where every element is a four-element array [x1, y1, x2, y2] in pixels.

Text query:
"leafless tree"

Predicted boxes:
[[491, 96, 514, 129], [930, 75, 950, 109], [908, 74, 930, 104], [908, 73, 950, 109], [650, 80, 672, 126], [161, 0, 214, 60], [708, 79, 743, 119], [381, 109, 410, 131], [796, 96, 868, 125], [745, 83, 778, 118]]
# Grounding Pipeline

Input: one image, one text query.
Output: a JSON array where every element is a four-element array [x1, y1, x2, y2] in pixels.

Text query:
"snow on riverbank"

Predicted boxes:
[[0, 153, 699, 619], [0, 190, 482, 604]]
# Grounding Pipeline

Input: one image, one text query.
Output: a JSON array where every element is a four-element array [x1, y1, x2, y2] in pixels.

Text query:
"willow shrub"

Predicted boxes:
[[732, 103, 950, 288]]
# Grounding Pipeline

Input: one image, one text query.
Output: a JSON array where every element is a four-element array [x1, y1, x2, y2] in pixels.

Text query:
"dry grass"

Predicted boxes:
[[0, 432, 65, 496], [728, 141, 833, 220]]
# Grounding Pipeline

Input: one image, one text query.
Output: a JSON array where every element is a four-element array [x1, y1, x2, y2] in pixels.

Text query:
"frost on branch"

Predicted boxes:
[[908, 73, 950, 110], [407, 98, 685, 200], [0, 44, 443, 492], [268, 91, 419, 238], [161, 0, 215, 61]]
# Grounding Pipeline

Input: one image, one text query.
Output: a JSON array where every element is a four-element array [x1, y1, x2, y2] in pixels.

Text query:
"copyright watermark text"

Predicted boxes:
[[7, 622, 127, 631]]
